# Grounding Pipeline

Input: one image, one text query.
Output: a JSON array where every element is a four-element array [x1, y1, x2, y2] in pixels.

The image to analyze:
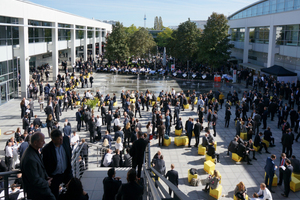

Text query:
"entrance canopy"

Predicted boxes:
[[261, 65, 297, 83]]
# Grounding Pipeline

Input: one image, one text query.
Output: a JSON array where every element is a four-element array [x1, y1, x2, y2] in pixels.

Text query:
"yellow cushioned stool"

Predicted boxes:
[[186, 97, 190, 101], [174, 137, 182, 146], [262, 139, 270, 148], [205, 154, 216, 163], [232, 153, 242, 162], [253, 146, 260, 152], [163, 138, 171, 147], [157, 97, 160, 102], [181, 136, 189, 146], [65, 88, 70, 92], [264, 172, 278, 186], [292, 173, 300, 180], [216, 170, 222, 184], [130, 98, 136, 103], [290, 177, 300, 192], [71, 76, 74, 79], [76, 82, 79, 87], [240, 132, 247, 140], [194, 100, 198, 105], [183, 104, 189, 109], [234, 194, 248, 200], [209, 185, 222, 199], [175, 129, 182, 136], [58, 96, 63, 100], [204, 160, 215, 174], [198, 145, 206, 155], [113, 102, 117, 107], [214, 142, 217, 151], [76, 101, 81, 106], [192, 131, 195, 137], [188, 169, 198, 183], [151, 101, 155, 106]]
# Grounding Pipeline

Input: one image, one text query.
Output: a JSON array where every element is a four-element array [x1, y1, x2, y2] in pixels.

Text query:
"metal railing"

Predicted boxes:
[[0, 170, 24, 200], [85, 141, 115, 167], [71, 142, 86, 179], [142, 143, 191, 200]]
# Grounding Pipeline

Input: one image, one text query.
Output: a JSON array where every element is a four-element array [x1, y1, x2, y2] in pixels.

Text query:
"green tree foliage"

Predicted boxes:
[[158, 16, 163, 30], [124, 24, 139, 38], [156, 27, 173, 47], [129, 28, 156, 58], [169, 19, 200, 62], [105, 22, 130, 62], [197, 12, 234, 70], [154, 16, 158, 30]]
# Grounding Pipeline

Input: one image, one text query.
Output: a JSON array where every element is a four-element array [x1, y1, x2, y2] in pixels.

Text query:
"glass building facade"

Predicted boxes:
[[229, 0, 300, 20]]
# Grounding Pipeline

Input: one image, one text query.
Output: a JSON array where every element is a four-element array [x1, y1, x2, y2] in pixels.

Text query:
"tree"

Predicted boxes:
[[169, 19, 200, 63], [129, 27, 156, 58], [105, 22, 130, 62], [154, 16, 158, 30], [156, 27, 173, 47], [158, 16, 163, 30], [197, 12, 234, 71]]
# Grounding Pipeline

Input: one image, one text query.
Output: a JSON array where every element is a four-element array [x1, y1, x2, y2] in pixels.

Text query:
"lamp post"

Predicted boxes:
[[187, 60, 189, 80]]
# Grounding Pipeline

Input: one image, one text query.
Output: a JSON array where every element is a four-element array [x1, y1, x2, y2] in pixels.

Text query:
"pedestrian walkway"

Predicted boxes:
[[0, 72, 300, 200]]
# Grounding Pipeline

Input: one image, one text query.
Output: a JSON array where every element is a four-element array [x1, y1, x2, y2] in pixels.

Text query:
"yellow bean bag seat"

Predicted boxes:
[[290, 176, 300, 192], [209, 185, 222, 199], [157, 97, 160, 102], [183, 104, 189, 109], [71, 76, 74, 79], [262, 139, 270, 148], [113, 102, 117, 107], [240, 132, 247, 140], [174, 137, 182, 146], [205, 153, 215, 163], [253, 146, 260, 152], [76, 101, 81, 106], [264, 172, 278, 186], [130, 98, 136, 104], [198, 145, 206, 155], [65, 88, 69, 92], [232, 153, 242, 162], [188, 169, 198, 183], [234, 194, 248, 200], [175, 129, 182, 136], [181, 136, 189, 146], [151, 101, 155, 106], [204, 160, 215, 174], [216, 170, 222, 184], [174, 136, 188, 146], [163, 138, 171, 147], [292, 173, 300, 180], [58, 96, 63, 100]]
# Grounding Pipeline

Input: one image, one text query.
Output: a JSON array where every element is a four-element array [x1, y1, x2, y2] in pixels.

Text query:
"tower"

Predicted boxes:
[[144, 14, 146, 28]]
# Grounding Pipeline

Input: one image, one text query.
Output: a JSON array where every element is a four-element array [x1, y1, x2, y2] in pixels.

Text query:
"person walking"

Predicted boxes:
[[281, 159, 293, 197], [165, 164, 178, 196], [264, 154, 277, 193]]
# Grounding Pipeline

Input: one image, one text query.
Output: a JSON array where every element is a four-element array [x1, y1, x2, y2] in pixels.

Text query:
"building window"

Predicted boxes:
[[28, 28, 52, 43], [276, 25, 300, 46], [249, 27, 270, 44], [58, 29, 71, 41], [0, 26, 19, 46], [231, 28, 245, 42]]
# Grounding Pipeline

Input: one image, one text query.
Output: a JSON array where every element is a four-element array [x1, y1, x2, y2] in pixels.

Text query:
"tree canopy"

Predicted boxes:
[[197, 12, 234, 70], [156, 27, 173, 47]]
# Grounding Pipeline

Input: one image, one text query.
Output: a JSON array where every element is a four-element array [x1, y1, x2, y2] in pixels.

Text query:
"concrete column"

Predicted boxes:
[[92, 28, 96, 61], [99, 29, 102, 55], [267, 25, 276, 68], [70, 25, 76, 65], [19, 18, 29, 98], [243, 27, 249, 64], [52, 22, 58, 81], [83, 26, 87, 61]]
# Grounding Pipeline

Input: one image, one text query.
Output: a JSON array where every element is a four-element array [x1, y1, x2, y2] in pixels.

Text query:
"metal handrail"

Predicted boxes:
[[71, 142, 86, 179], [0, 170, 23, 200]]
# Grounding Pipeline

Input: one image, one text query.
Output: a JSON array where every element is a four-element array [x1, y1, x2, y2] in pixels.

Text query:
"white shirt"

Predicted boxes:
[[103, 153, 113, 167], [257, 188, 272, 200], [114, 118, 120, 126], [86, 92, 92, 98], [71, 135, 80, 145], [115, 142, 123, 151], [96, 117, 102, 127], [5, 146, 13, 157], [25, 100, 29, 107]]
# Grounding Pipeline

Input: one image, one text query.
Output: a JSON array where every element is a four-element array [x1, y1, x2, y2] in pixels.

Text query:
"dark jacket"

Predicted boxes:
[[165, 169, 179, 186], [130, 138, 148, 166], [102, 177, 122, 200], [115, 181, 144, 200], [42, 136, 72, 178], [194, 123, 201, 136], [63, 126, 72, 137], [207, 144, 216, 158], [228, 140, 238, 153], [114, 131, 124, 141]]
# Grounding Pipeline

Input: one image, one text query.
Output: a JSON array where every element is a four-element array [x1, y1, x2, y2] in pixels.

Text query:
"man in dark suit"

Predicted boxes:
[[254, 132, 270, 154], [227, 137, 238, 155], [202, 133, 209, 148], [135, 99, 142, 118], [102, 168, 122, 200], [264, 127, 275, 147], [262, 107, 268, 129], [207, 142, 219, 163], [174, 102, 180, 124], [153, 155, 166, 175], [165, 164, 179, 196], [22, 115, 30, 132], [112, 149, 122, 167], [42, 129, 72, 199], [282, 159, 293, 197], [225, 107, 231, 128], [33, 115, 42, 127], [291, 155, 300, 174], [114, 126, 124, 141], [152, 110, 157, 136], [21, 132, 56, 200], [63, 122, 71, 137], [130, 131, 148, 178], [237, 141, 252, 165], [76, 109, 82, 132], [79, 139, 88, 170], [186, 118, 194, 147], [278, 153, 286, 186], [194, 119, 201, 147], [101, 104, 107, 125], [264, 154, 277, 193], [106, 111, 113, 133], [54, 101, 60, 122]]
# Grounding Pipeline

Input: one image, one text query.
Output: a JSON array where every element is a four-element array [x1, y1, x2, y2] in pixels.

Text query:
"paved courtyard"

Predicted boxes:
[[0, 72, 299, 200]]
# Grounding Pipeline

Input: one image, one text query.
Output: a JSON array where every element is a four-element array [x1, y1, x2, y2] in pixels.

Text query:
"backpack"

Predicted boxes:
[[164, 134, 169, 140], [190, 178, 199, 186]]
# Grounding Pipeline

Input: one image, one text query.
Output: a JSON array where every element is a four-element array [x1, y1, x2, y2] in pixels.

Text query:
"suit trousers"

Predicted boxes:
[[5, 156, 12, 171], [284, 179, 290, 197], [90, 130, 95, 143], [135, 109, 142, 118], [195, 134, 200, 146], [97, 126, 101, 140], [77, 120, 81, 131], [265, 173, 274, 191], [279, 168, 284, 184], [133, 162, 142, 178]]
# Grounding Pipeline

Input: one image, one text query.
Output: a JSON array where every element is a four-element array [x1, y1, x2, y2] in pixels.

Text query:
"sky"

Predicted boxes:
[[28, 0, 252, 27]]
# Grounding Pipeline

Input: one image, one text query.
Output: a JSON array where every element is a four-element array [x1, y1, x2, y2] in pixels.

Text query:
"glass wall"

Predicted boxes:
[[28, 20, 52, 43], [231, 28, 245, 42], [276, 24, 300, 45], [229, 0, 300, 20], [249, 27, 270, 44], [0, 26, 19, 46], [58, 23, 71, 41]]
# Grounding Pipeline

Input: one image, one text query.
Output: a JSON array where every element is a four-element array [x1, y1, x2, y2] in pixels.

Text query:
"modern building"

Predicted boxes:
[[228, 0, 300, 77], [99, 20, 118, 26], [191, 20, 207, 30], [0, 0, 112, 104]]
